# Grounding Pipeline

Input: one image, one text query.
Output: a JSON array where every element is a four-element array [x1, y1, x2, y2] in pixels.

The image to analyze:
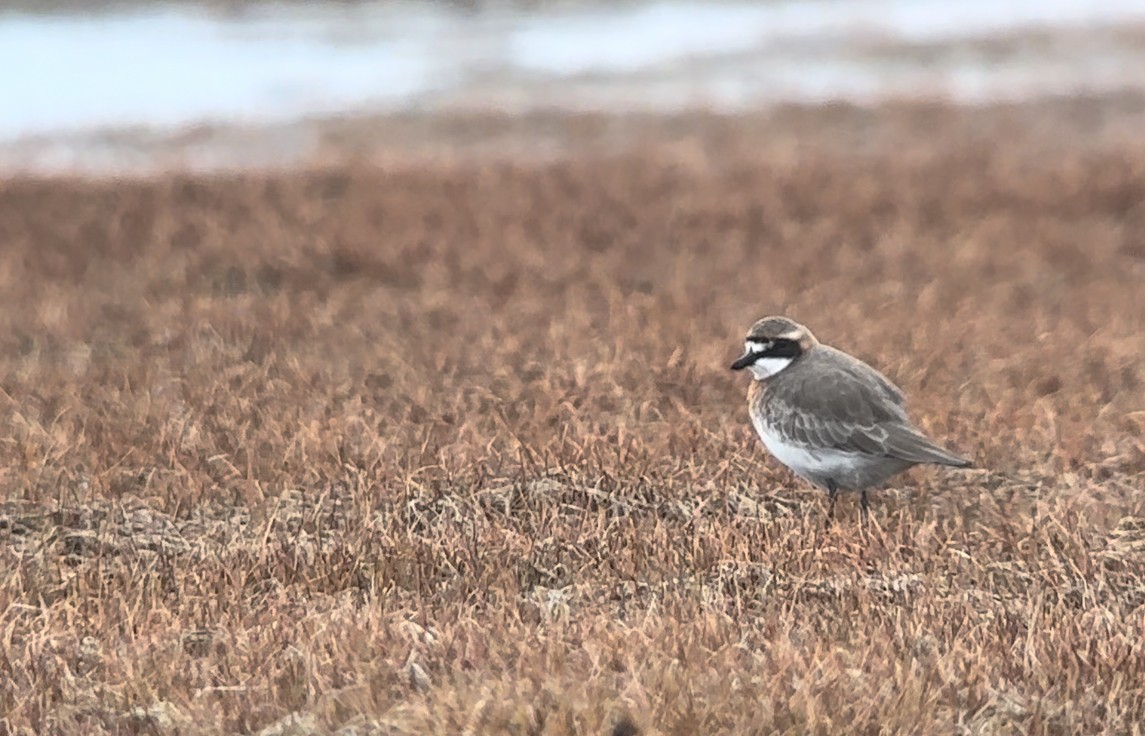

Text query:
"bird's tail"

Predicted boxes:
[[885, 425, 972, 468]]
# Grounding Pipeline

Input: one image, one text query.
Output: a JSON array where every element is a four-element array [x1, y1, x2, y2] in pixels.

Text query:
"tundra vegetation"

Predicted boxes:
[[1, 100, 1144, 734]]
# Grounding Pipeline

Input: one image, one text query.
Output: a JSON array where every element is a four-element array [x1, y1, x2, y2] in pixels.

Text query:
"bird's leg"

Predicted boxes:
[[861, 489, 870, 518], [827, 480, 839, 522]]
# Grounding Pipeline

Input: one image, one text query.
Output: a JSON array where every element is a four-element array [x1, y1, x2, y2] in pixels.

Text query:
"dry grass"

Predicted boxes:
[[1, 99, 1144, 735]]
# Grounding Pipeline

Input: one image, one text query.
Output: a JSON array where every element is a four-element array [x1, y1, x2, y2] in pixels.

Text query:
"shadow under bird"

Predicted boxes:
[[730, 316, 971, 515]]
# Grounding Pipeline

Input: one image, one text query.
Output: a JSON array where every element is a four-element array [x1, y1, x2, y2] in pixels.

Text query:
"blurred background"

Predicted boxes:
[[2, 0, 1145, 174]]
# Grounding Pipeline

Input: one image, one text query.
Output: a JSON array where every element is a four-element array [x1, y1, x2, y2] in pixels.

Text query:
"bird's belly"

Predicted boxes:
[[750, 414, 865, 487]]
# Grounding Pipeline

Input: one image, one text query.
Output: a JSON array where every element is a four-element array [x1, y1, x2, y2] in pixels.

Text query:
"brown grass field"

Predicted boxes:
[[1, 98, 1144, 735]]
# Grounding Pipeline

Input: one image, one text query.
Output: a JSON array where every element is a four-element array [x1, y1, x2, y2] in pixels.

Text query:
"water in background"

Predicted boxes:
[[2, 0, 1144, 170]]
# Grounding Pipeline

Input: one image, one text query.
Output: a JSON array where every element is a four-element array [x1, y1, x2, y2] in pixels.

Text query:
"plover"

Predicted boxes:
[[730, 316, 970, 515]]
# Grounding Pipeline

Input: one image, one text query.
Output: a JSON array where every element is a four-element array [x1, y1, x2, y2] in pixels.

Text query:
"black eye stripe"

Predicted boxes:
[[747, 337, 802, 359]]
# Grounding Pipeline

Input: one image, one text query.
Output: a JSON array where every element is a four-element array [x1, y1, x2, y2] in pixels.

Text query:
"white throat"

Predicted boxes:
[[749, 356, 794, 380]]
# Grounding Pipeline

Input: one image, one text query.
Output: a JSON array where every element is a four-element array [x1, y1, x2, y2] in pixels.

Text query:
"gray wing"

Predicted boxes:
[[821, 346, 908, 409], [766, 350, 969, 467]]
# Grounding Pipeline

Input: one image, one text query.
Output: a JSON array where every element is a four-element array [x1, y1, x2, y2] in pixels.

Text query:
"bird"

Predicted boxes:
[[729, 316, 971, 516]]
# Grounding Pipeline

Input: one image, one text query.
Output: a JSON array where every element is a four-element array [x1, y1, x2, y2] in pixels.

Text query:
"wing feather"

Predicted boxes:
[[763, 347, 967, 466], [882, 425, 971, 467]]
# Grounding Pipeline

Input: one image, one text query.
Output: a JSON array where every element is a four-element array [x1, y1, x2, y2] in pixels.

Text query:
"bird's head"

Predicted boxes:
[[730, 316, 818, 380]]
